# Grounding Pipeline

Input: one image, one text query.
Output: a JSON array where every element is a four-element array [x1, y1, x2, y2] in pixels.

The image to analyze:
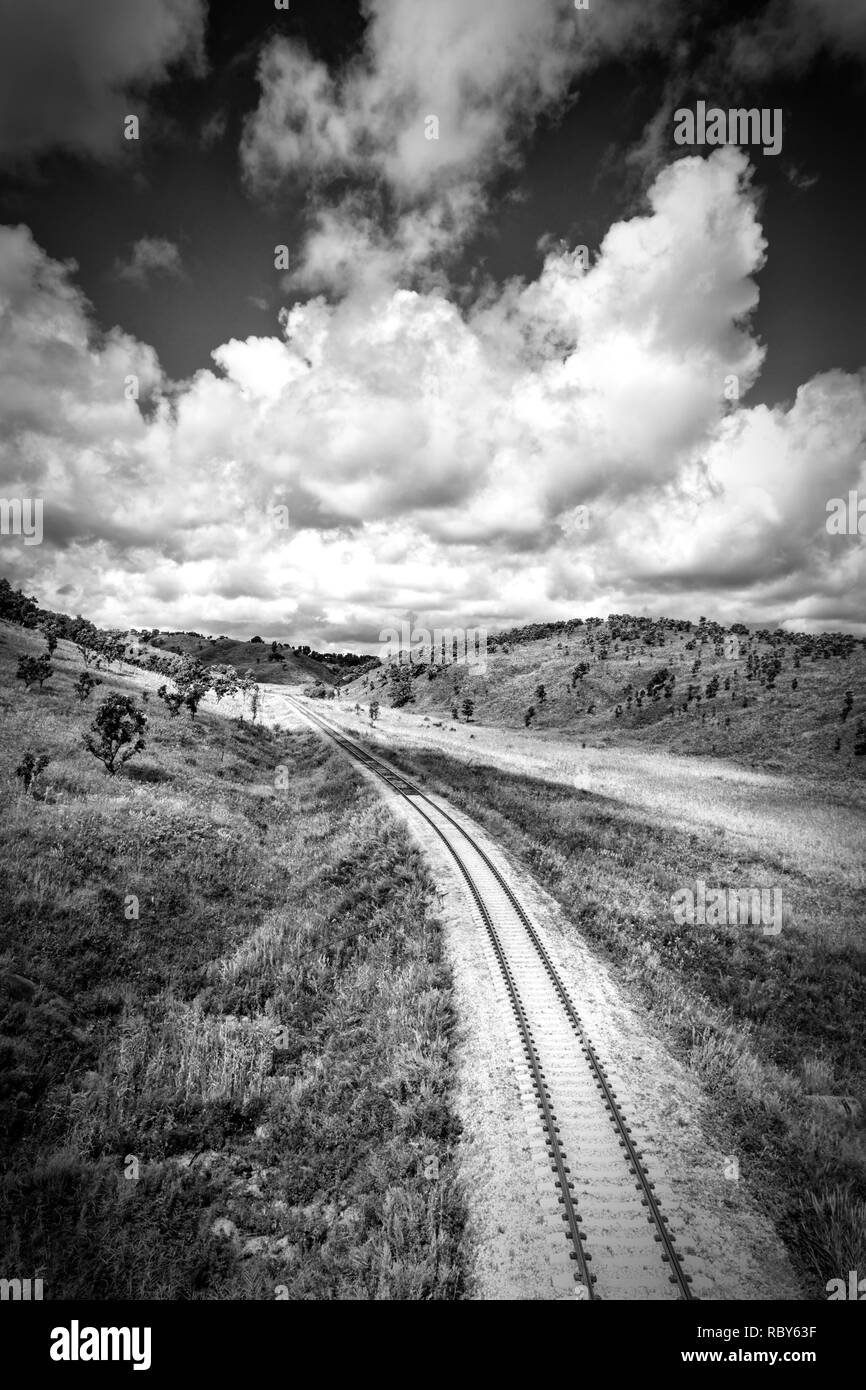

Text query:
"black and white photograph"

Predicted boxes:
[[0, 0, 864, 1359]]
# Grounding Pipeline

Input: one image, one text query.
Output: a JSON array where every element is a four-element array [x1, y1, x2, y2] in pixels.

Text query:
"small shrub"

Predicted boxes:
[[156, 684, 184, 717], [74, 671, 102, 702], [15, 749, 49, 794]]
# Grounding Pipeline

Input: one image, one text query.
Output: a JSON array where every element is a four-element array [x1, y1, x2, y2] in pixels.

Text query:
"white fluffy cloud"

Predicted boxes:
[[0, 0, 205, 164], [241, 0, 866, 297], [241, 0, 679, 288], [1, 146, 864, 638]]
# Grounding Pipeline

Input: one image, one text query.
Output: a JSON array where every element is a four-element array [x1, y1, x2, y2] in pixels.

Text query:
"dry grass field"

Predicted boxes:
[[0, 619, 467, 1299]]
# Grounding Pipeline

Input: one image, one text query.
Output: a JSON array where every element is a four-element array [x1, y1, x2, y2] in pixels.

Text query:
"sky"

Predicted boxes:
[[0, 0, 864, 646]]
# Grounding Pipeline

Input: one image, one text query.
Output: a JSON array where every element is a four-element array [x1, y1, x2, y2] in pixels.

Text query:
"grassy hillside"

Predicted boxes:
[[347, 615, 866, 776], [147, 631, 338, 687], [0, 619, 466, 1299]]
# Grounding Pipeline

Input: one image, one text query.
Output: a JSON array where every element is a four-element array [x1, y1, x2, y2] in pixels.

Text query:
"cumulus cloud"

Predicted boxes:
[[0, 0, 205, 166], [241, 0, 679, 288], [241, 0, 866, 294], [1, 148, 864, 638], [114, 236, 185, 287]]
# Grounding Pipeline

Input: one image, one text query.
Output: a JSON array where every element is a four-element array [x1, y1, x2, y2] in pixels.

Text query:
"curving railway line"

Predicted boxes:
[[285, 694, 695, 1301]]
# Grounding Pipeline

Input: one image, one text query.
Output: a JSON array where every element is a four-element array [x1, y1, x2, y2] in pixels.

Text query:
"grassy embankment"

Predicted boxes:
[[0, 620, 466, 1299], [372, 731, 866, 1299]]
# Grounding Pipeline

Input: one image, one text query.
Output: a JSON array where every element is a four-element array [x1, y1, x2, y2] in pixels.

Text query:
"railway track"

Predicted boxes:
[[286, 695, 694, 1301]]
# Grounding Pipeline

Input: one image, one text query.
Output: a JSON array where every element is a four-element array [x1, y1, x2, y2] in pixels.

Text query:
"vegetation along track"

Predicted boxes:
[[286, 695, 694, 1301]]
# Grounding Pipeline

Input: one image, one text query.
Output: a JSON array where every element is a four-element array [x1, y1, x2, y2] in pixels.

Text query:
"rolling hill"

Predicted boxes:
[[342, 614, 866, 776], [146, 631, 338, 686]]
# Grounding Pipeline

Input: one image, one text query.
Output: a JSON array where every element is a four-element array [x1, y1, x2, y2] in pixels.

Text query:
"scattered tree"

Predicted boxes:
[[157, 659, 210, 718], [84, 694, 147, 775], [69, 617, 103, 667], [235, 670, 259, 722], [209, 664, 241, 704], [369, 700, 380, 724], [99, 632, 126, 669], [16, 654, 53, 690], [175, 659, 211, 717]]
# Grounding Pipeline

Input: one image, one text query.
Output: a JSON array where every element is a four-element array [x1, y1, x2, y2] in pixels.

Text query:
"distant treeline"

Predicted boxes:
[[489, 612, 863, 660]]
